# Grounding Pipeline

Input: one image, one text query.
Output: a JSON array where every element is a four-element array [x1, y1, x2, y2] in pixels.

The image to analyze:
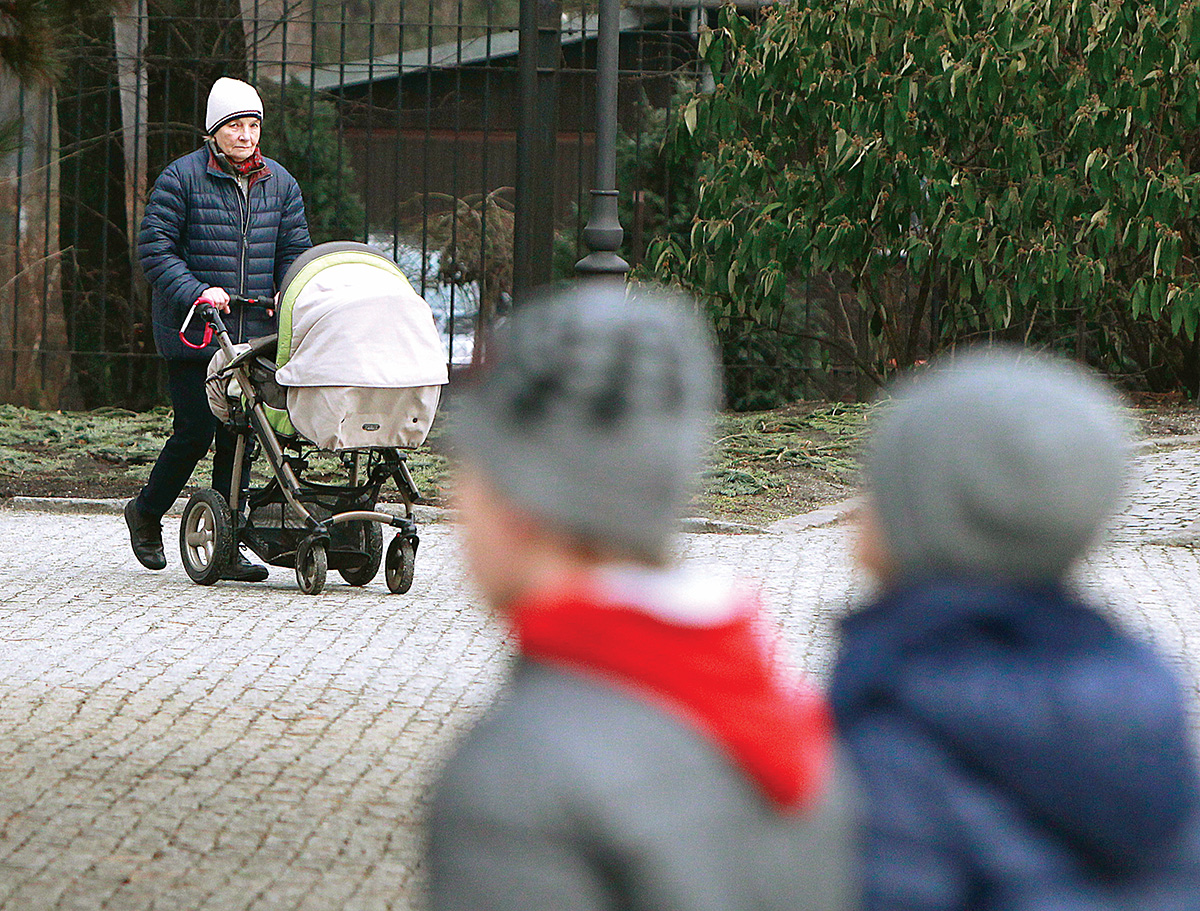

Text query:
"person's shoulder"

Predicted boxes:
[[429, 667, 578, 828], [170, 146, 210, 171], [438, 660, 843, 818], [437, 664, 593, 784], [262, 157, 300, 187], [433, 662, 678, 806], [157, 146, 211, 183]]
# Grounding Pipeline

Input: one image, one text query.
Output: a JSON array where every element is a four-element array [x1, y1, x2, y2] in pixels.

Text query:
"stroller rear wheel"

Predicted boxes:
[[180, 490, 234, 585], [338, 521, 383, 586], [295, 538, 328, 595], [385, 535, 416, 594]]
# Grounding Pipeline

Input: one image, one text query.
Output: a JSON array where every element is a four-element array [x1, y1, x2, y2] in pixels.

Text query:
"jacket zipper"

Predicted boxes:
[[234, 179, 250, 342]]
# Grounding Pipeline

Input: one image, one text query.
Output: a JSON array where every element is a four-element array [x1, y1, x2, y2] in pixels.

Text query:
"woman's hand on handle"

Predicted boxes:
[[199, 286, 232, 313]]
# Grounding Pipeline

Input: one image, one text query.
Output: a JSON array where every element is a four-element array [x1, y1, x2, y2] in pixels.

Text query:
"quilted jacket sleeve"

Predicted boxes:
[[138, 162, 208, 321], [843, 718, 970, 911], [274, 172, 312, 287]]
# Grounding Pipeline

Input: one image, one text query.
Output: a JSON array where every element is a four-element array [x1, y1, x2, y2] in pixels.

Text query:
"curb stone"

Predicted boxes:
[[1, 495, 857, 537], [1135, 434, 1200, 452], [3, 496, 448, 526], [680, 517, 765, 535], [767, 497, 860, 534]]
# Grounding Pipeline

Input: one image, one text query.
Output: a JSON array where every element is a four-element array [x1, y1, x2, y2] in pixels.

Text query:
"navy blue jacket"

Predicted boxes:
[[831, 580, 1200, 911], [139, 146, 311, 361]]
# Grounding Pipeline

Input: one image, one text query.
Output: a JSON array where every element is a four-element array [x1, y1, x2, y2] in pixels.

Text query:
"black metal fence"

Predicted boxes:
[[0, 0, 723, 410]]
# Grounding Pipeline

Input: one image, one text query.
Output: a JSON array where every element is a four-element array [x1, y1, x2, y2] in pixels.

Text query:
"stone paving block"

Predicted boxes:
[[0, 443, 1198, 909]]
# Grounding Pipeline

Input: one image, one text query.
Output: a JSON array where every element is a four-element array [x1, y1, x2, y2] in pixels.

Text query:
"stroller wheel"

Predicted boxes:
[[295, 539, 327, 595], [180, 490, 233, 585], [385, 536, 416, 595], [338, 521, 383, 586]]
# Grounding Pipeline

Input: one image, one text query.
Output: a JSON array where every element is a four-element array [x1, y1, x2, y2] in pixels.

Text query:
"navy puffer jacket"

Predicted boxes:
[[831, 580, 1200, 911], [139, 146, 312, 361]]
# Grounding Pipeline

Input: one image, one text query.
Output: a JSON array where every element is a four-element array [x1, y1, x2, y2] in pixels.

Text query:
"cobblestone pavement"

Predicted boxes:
[[0, 441, 1197, 910]]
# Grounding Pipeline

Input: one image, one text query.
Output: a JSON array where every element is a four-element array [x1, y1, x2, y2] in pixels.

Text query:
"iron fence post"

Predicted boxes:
[[513, 0, 561, 301]]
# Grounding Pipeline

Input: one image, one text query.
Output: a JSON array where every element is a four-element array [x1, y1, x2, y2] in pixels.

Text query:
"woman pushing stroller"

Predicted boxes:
[[124, 76, 312, 580]]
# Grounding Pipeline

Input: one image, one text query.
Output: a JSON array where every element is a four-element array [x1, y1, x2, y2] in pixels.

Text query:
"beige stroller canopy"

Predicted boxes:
[[272, 241, 448, 451]]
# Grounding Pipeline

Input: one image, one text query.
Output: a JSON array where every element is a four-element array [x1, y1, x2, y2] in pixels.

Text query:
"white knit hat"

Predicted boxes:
[[205, 77, 263, 134]]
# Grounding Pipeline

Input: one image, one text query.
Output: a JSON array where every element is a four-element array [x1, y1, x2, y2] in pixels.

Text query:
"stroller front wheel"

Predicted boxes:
[[295, 539, 328, 595], [180, 490, 234, 585], [385, 536, 416, 595]]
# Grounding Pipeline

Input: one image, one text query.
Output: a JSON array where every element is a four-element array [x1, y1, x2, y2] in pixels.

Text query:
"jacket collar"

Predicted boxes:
[[831, 578, 1067, 723], [510, 573, 834, 812], [203, 141, 271, 187]]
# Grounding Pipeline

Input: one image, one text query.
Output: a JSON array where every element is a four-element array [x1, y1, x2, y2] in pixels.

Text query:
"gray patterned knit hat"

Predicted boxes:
[[452, 284, 721, 562], [864, 347, 1132, 583]]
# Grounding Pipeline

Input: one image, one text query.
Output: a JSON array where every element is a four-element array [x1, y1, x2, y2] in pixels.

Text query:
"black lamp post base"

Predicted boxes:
[[575, 251, 630, 282]]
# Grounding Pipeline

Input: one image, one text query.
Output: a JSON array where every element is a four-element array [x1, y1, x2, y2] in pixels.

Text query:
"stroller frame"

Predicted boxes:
[[181, 299, 422, 595]]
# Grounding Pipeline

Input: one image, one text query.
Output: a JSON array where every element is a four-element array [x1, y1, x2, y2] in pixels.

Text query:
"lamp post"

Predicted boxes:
[[575, 0, 628, 282]]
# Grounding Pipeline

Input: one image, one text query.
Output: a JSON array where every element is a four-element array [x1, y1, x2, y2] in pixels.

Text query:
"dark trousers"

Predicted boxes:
[[136, 359, 238, 520]]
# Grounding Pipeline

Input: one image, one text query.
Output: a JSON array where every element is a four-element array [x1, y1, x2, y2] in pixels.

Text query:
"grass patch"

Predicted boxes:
[[699, 402, 872, 522], [0, 404, 174, 480], [0, 401, 872, 522]]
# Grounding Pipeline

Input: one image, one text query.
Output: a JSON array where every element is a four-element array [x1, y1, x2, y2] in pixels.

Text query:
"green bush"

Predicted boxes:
[[651, 0, 1200, 395], [261, 79, 367, 245]]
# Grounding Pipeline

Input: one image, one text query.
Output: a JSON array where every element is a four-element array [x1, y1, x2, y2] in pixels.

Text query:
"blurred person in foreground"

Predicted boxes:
[[833, 348, 1200, 911], [427, 286, 859, 911]]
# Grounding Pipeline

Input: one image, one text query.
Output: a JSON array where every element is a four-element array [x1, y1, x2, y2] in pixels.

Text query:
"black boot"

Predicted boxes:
[[124, 499, 166, 570], [221, 550, 269, 583]]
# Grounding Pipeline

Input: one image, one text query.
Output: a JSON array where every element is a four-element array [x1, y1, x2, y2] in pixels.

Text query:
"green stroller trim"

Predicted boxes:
[[276, 250, 412, 371], [264, 403, 296, 438]]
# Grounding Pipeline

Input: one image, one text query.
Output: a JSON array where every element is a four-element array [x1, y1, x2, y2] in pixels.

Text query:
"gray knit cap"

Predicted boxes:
[[865, 348, 1132, 583], [452, 284, 721, 562]]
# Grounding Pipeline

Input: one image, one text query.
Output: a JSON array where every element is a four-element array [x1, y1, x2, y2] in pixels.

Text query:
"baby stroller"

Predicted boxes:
[[181, 241, 449, 594]]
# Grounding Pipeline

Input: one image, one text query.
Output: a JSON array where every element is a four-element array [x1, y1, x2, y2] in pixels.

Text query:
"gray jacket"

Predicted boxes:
[[428, 659, 859, 911]]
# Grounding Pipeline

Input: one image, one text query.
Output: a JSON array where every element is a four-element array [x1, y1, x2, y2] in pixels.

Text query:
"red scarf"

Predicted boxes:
[[512, 581, 834, 812], [208, 145, 268, 186], [229, 147, 266, 176]]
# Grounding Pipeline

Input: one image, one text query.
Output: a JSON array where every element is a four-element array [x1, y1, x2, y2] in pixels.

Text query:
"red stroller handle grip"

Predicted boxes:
[[179, 301, 215, 350]]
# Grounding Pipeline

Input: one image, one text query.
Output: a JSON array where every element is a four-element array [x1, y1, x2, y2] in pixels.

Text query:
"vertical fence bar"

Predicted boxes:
[[363, 3, 376, 243], [279, 0, 288, 89], [10, 85, 23, 392], [513, 0, 560, 301], [306, 0, 318, 209], [336, 1, 349, 238], [250, 0, 260, 82], [392, 0, 406, 264], [420, 0, 434, 304], [41, 82, 54, 395], [477, 0, 495, 355], [448, 0, 463, 361], [573, 10, 589, 262], [68, 44, 86, 394], [131, 0, 148, 400]]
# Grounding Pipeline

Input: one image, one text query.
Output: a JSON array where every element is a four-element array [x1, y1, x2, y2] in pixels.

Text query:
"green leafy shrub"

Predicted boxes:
[[261, 79, 367, 245], [651, 0, 1200, 395]]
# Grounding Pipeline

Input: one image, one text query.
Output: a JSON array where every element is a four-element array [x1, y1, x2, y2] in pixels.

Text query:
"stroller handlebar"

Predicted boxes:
[[180, 292, 276, 350], [227, 293, 275, 310]]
